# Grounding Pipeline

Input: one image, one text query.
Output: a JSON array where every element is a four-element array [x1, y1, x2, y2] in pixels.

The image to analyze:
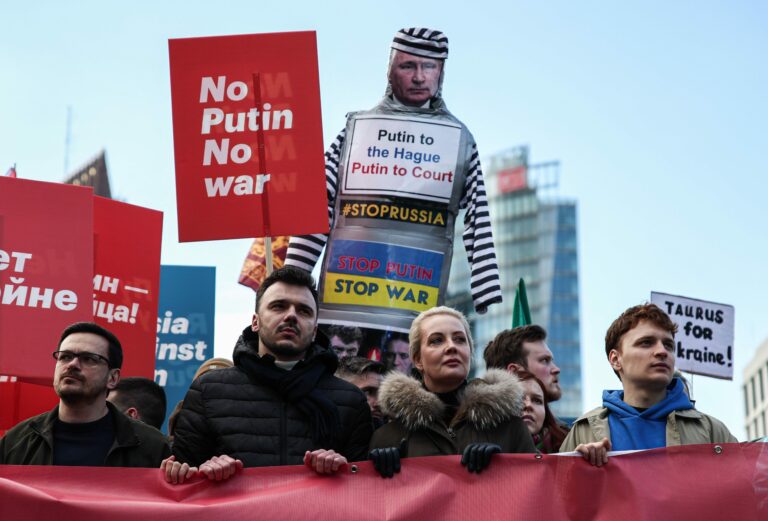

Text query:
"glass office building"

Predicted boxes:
[[447, 146, 582, 419]]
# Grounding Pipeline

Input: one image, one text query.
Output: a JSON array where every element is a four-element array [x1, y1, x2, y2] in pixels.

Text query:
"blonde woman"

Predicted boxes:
[[369, 306, 534, 477]]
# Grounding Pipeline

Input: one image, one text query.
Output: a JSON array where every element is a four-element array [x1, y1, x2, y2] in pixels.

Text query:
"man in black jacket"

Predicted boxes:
[[1, 322, 169, 467], [163, 267, 373, 483]]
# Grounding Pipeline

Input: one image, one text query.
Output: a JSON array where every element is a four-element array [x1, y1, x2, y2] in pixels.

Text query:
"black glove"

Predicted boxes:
[[460, 443, 501, 474], [368, 447, 401, 478]]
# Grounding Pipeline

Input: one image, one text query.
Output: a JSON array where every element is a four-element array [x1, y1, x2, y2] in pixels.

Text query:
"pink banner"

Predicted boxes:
[[1, 444, 765, 520]]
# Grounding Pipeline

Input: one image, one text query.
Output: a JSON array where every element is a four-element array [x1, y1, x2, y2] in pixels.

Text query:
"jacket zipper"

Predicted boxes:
[[280, 402, 288, 465]]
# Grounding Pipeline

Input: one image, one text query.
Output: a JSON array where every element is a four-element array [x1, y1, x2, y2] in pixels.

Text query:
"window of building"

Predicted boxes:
[[744, 384, 750, 416], [753, 377, 758, 412], [760, 368, 766, 403], [762, 411, 767, 438]]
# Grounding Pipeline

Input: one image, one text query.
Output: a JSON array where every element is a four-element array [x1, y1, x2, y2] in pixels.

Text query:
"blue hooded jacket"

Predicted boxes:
[[603, 378, 693, 451]]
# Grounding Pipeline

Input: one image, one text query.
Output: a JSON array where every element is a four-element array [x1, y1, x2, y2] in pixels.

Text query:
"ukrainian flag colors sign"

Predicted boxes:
[[322, 239, 442, 312]]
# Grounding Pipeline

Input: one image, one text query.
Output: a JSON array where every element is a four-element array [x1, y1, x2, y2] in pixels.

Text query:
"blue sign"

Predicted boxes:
[[155, 265, 215, 433], [326, 239, 442, 287]]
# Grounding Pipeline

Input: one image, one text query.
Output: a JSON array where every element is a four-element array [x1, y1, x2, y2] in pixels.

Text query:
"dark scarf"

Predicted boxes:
[[238, 347, 341, 446], [433, 380, 468, 427]]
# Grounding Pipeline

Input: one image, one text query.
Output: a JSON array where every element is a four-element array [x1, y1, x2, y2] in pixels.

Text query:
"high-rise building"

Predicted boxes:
[[743, 338, 768, 440], [63, 150, 112, 198], [447, 146, 582, 419]]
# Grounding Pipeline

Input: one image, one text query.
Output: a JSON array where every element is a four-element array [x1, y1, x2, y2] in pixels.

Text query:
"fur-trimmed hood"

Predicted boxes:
[[378, 369, 525, 432]]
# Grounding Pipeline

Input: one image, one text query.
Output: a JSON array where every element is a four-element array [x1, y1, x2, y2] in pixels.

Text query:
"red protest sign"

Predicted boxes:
[[93, 197, 162, 378], [169, 31, 328, 242], [0, 177, 94, 383], [0, 377, 58, 434]]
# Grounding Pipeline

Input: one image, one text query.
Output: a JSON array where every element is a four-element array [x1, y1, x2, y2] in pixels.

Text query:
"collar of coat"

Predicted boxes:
[[378, 369, 525, 431]]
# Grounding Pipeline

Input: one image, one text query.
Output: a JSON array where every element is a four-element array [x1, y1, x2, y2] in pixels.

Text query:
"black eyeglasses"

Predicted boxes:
[[52, 350, 110, 367]]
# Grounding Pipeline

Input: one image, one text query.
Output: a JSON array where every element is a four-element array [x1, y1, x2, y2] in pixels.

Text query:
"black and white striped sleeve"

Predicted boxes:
[[459, 142, 503, 313], [285, 129, 346, 272]]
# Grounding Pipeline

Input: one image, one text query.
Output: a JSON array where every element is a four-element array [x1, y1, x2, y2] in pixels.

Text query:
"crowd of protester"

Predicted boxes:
[[0, 266, 739, 482]]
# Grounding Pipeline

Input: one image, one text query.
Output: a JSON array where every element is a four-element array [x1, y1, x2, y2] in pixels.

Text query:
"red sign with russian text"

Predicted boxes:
[[93, 197, 162, 378], [0, 177, 93, 383], [0, 378, 58, 435], [169, 31, 328, 242]]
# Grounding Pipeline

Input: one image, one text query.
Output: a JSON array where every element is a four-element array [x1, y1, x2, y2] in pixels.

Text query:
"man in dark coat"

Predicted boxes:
[[1, 322, 169, 467], [163, 267, 373, 483]]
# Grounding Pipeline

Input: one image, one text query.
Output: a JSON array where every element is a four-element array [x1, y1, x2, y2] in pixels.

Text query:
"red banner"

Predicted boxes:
[[0, 444, 765, 520], [0, 177, 94, 383], [169, 31, 328, 242], [93, 197, 162, 378]]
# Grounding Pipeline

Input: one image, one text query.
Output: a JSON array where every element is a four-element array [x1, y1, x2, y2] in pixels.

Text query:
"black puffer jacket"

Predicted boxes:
[[172, 327, 373, 467]]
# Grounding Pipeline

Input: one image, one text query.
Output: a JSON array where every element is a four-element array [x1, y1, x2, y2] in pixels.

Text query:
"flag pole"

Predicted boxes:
[[251, 72, 273, 275]]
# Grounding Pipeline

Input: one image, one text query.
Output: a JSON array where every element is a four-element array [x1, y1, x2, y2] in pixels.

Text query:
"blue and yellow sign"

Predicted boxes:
[[323, 240, 442, 312]]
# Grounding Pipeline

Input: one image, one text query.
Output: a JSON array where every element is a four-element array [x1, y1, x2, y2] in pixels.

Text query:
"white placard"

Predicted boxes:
[[342, 115, 462, 203], [651, 291, 735, 380]]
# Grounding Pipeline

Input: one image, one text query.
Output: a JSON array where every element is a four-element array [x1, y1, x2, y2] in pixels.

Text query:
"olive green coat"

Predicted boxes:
[[1, 402, 170, 467], [559, 406, 737, 452]]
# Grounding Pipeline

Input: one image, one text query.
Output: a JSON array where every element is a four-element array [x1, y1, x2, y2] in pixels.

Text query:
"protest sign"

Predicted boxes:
[[322, 239, 442, 313], [169, 31, 328, 242], [155, 265, 215, 433], [93, 197, 162, 378], [0, 177, 93, 383], [0, 377, 58, 435], [342, 115, 461, 203], [651, 291, 735, 379]]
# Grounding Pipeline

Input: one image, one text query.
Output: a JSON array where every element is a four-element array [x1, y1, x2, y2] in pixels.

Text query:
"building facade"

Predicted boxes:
[[447, 146, 582, 419], [743, 338, 768, 440]]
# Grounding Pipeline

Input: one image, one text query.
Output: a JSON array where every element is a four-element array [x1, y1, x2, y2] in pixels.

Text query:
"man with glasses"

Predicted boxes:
[[0, 322, 170, 466]]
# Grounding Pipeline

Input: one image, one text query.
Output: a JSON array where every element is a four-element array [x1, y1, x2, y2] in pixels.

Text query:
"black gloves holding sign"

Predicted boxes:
[[369, 447, 401, 478], [369, 442, 502, 478], [460, 443, 501, 474]]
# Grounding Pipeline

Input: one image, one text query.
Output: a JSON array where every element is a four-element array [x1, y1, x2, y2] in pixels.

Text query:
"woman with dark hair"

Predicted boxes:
[[368, 306, 535, 477], [516, 369, 567, 453]]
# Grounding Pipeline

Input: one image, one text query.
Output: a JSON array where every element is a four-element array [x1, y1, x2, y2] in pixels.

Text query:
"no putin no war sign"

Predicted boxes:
[[169, 31, 328, 242]]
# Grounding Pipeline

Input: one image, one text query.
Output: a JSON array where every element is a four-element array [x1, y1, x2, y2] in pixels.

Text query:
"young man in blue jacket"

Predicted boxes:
[[560, 303, 736, 465]]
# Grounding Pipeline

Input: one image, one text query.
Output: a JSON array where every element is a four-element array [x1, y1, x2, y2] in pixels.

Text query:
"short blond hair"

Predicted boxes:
[[409, 306, 473, 364]]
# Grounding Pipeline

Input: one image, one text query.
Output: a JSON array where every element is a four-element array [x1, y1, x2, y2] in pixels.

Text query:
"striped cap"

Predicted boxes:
[[391, 28, 448, 60]]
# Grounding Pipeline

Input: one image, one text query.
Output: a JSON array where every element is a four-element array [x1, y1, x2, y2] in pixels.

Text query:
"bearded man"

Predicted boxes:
[[0, 322, 169, 466]]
